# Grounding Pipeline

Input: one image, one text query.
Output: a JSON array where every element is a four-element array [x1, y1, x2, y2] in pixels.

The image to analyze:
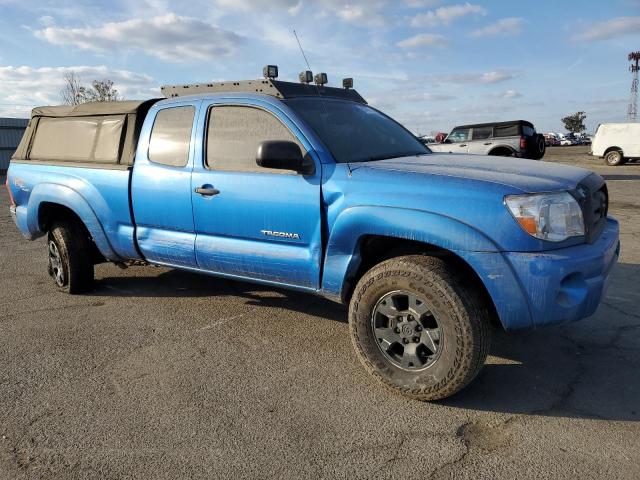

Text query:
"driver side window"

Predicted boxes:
[[206, 105, 305, 173], [447, 128, 470, 143]]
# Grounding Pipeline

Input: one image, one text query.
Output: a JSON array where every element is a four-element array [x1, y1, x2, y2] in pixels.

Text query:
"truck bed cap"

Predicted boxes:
[[31, 100, 160, 118]]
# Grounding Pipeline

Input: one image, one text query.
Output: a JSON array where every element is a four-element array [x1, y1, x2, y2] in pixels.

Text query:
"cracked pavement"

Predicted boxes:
[[0, 146, 638, 479]]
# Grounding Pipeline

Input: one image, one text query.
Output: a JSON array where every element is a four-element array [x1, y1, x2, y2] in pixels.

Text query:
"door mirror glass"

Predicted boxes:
[[256, 141, 313, 175]]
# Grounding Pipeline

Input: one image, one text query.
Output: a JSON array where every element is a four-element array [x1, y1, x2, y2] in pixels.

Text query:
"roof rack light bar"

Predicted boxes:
[[160, 79, 367, 104]]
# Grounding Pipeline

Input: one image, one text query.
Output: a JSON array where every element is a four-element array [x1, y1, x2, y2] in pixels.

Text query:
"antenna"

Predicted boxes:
[[292, 30, 353, 176], [628, 51, 640, 122], [294, 30, 313, 73]]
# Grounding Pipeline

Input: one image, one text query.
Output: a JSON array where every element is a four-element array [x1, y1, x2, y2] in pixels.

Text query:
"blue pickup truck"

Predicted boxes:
[[6, 69, 620, 400]]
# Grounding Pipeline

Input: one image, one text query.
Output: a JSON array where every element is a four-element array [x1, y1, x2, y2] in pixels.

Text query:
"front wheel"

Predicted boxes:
[[47, 221, 95, 294], [349, 255, 491, 401]]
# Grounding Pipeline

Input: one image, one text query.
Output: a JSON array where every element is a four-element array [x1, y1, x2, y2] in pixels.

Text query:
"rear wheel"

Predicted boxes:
[[47, 221, 94, 294], [531, 134, 546, 160], [348, 255, 491, 401], [604, 150, 625, 166]]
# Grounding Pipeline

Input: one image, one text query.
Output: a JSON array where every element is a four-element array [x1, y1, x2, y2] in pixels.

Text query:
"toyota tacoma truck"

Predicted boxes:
[[6, 68, 620, 401], [428, 120, 546, 160]]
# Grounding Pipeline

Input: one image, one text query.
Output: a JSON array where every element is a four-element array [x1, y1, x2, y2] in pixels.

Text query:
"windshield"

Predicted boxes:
[[284, 98, 430, 163]]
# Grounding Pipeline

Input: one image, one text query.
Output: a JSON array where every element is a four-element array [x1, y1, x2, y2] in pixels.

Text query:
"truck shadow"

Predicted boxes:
[[602, 174, 640, 181], [443, 262, 640, 421], [91, 263, 639, 421], [91, 269, 348, 323]]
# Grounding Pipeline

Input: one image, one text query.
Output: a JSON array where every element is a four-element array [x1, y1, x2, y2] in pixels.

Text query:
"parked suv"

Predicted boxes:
[[429, 120, 546, 159]]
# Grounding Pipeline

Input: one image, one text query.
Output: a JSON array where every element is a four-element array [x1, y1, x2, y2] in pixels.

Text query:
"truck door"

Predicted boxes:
[[190, 102, 322, 289], [131, 102, 199, 267], [469, 126, 493, 154], [445, 127, 470, 154]]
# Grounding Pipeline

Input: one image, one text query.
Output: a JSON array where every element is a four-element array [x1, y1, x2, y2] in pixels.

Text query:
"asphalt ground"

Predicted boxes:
[[0, 145, 638, 479]]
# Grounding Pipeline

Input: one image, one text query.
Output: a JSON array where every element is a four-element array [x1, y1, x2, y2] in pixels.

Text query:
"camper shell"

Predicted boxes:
[[12, 99, 159, 168]]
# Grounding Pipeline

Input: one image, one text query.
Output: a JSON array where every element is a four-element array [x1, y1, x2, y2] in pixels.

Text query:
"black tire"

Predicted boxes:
[[604, 150, 624, 166], [531, 134, 546, 160], [47, 221, 94, 294], [348, 255, 491, 401]]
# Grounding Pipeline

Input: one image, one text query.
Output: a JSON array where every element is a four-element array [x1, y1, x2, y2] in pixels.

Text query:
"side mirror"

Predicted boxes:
[[256, 141, 314, 175]]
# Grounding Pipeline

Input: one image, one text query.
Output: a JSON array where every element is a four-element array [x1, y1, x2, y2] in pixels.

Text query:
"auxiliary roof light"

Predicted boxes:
[[299, 70, 313, 84], [263, 65, 279, 79], [314, 73, 328, 86], [343, 78, 354, 90]]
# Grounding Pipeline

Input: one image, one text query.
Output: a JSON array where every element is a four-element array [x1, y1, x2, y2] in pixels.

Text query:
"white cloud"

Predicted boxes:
[[425, 70, 518, 85], [410, 3, 487, 28], [318, 0, 387, 26], [37, 15, 55, 26], [471, 17, 523, 37], [403, 0, 441, 7], [574, 16, 640, 41], [34, 13, 244, 62], [213, 0, 302, 14], [336, 5, 382, 26], [502, 89, 522, 98], [0, 65, 158, 116], [397, 33, 448, 49]]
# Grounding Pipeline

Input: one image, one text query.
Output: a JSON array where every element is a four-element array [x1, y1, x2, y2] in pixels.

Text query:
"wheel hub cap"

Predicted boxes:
[[48, 240, 65, 287], [371, 290, 442, 371]]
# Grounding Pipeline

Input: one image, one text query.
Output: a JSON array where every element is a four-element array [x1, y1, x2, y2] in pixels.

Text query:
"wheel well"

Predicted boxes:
[[604, 146, 623, 156], [38, 203, 104, 264], [342, 235, 500, 327], [489, 146, 514, 156]]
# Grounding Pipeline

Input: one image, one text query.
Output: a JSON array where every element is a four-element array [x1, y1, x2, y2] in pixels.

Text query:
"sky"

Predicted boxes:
[[0, 0, 639, 134]]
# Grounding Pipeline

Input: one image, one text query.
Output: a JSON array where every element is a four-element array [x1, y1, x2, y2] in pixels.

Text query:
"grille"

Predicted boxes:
[[576, 174, 608, 244]]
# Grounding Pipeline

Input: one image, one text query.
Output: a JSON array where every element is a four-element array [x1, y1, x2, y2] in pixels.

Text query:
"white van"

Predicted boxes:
[[592, 123, 640, 166]]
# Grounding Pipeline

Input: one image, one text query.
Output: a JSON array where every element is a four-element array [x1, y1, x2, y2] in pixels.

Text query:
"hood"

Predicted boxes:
[[357, 153, 592, 193]]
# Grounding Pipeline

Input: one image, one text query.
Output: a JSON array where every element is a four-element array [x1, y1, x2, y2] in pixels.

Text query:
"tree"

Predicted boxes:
[[561, 111, 587, 134], [60, 72, 122, 104], [85, 80, 121, 102], [60, 72, 87, 105]]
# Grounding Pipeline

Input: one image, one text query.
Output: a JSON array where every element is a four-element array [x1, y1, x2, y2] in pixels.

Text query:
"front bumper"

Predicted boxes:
[[460, 217, 619, 330], [504, 217, 619, 328]]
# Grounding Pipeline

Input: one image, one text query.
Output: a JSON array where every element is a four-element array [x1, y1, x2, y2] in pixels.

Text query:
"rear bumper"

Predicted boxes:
[[460, 218, 619, 330]]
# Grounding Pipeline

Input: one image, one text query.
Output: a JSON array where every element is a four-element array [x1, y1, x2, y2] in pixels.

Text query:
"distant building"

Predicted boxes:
[[1, 118, 28, 173]]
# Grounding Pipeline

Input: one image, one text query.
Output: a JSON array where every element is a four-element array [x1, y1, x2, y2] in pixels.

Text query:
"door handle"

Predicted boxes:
[[484, 142, 493, 145], [195, 187, 220, 196], [460, 144, 467, 147]]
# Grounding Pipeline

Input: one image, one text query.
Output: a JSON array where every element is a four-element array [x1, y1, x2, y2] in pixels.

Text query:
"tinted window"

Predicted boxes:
[[522, 125, 535, 136], [284, 98, 428, 163], [494, 124, 520, 137], [30, 116, 124, 163], [471, 127, 492, 140], [207, 106, 303, 172], [148, 106, 195, 167], [447, 128, 469, 142]]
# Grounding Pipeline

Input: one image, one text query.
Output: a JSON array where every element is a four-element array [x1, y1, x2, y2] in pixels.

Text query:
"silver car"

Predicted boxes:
[[429, 120, 546, 160]]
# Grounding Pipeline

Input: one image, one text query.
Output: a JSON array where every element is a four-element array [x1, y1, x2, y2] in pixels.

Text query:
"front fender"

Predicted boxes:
[[26, 183, 120, 260], [321, 205, 499, 298]]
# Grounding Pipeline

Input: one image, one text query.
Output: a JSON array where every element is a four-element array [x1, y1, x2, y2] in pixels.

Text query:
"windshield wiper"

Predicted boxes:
[[366, 152, 428, 162]]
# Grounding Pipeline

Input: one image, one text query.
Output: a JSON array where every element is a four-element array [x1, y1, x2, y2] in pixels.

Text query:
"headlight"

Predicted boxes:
[[505, 191, 584, 242]]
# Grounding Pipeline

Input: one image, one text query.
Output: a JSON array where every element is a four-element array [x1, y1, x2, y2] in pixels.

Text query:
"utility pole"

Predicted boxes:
[[628, 51, 640, 122]]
